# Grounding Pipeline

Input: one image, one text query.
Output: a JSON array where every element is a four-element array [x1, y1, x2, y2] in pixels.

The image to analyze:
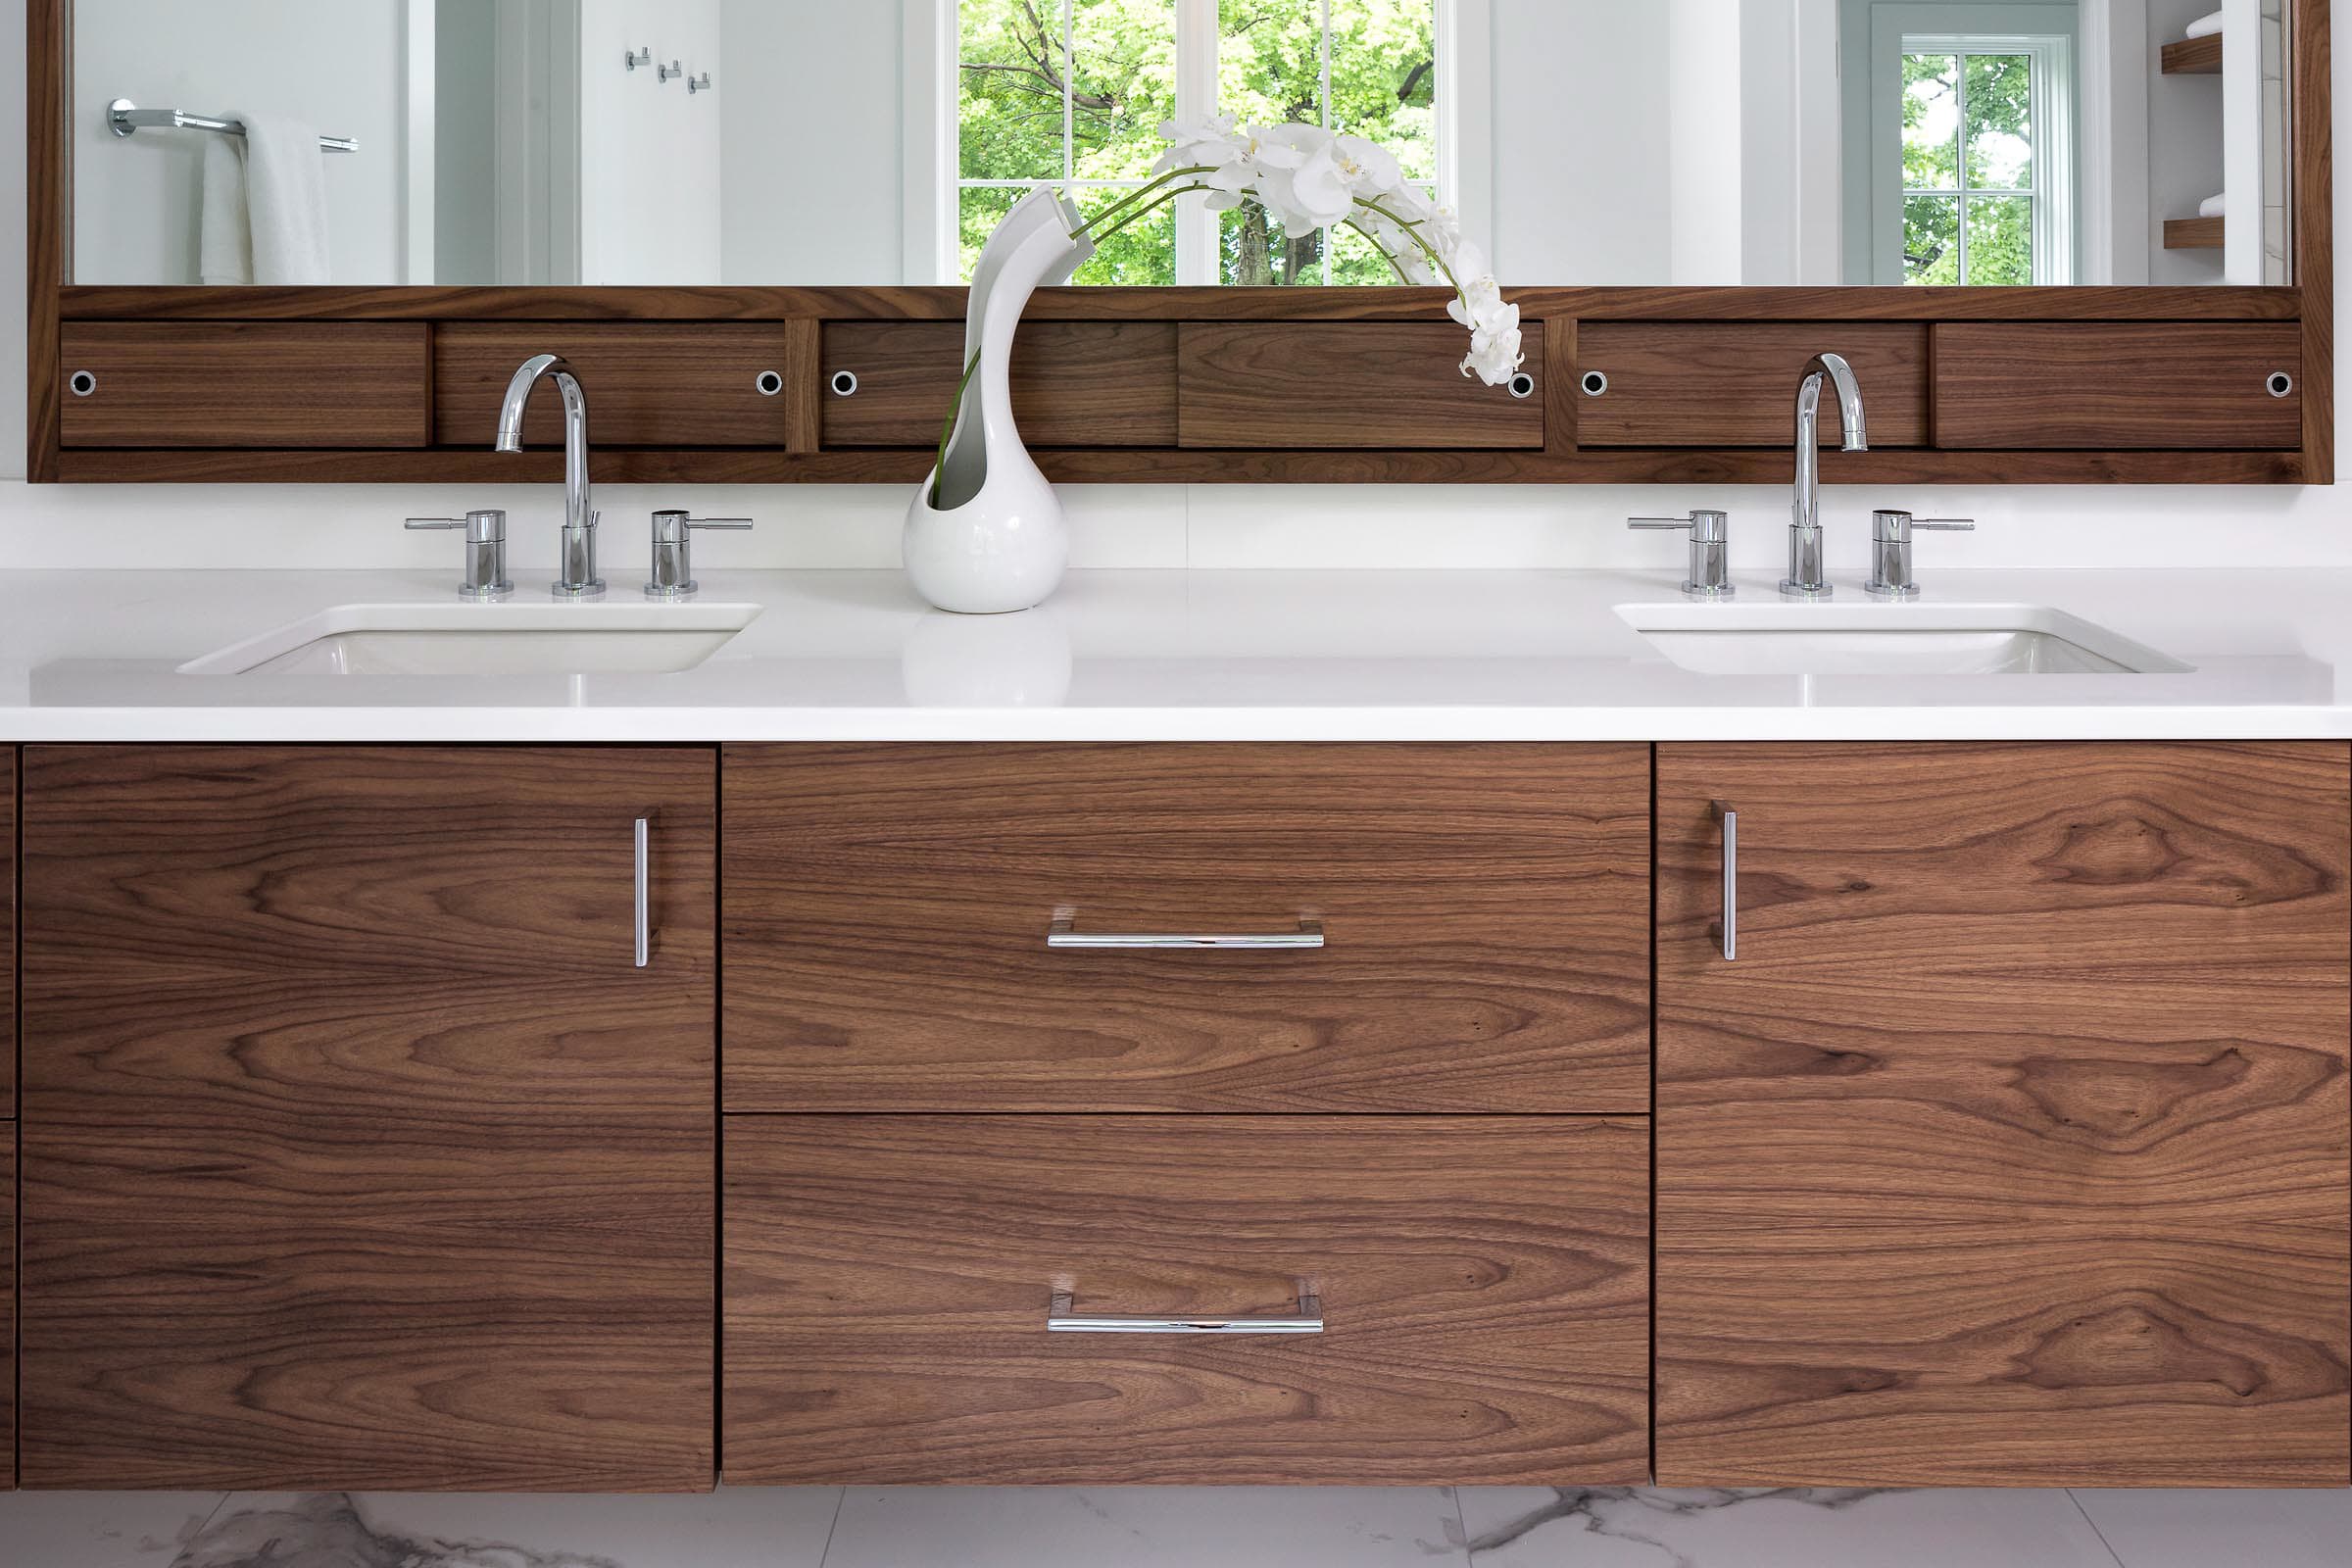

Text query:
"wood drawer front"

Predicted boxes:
[[434, 323, 804, 446], [1575, 323, 1928, 447], [721, 743, 1651, 1113], [59, 324, 428, 448], [2, 1127, 13, 1491], [724, 1114, 1650, 1486], [1655, 742, 2352, 1488], [1933, 323, 2304, 448], [1178, 322, 1546, 449], [18, 744, 718, 1491], [821, 320, 1178, 447]]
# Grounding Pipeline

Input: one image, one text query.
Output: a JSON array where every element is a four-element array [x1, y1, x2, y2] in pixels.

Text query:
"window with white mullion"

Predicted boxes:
[[951, 1, 1453, 286]]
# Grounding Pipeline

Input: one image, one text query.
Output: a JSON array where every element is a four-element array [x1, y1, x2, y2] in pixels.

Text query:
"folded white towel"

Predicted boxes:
[[198, 112, 330, 285], [2199, 192, 2228, 218], [2184, 11, 2223, 38]]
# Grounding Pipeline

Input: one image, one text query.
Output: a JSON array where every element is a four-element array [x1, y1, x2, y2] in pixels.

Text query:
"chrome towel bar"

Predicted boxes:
[[110, 99, 359, 153]]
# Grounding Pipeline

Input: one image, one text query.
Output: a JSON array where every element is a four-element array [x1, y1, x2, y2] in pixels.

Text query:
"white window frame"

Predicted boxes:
[[906, 0, 1490, 285], [1868, 8, 2077, 286]]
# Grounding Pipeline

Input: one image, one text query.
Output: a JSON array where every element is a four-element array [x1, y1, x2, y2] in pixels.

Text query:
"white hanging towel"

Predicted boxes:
[[198, 113, 330, 285], [2199, 192, 2228, 218], [2183, 11, 2223, 38]]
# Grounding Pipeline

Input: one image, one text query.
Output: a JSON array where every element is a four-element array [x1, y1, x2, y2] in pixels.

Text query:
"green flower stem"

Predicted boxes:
[[1070, 166, 1216, 239], [1077, 181, 1212, 247], [930, 344, 983, 508], [1342, 218, 1416, 285]]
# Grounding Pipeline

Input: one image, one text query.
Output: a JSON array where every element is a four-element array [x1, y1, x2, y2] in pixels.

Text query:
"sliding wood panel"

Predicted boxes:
[[1655, 742, 2352, 1487], [3, 747, 14, 1117], [18, 746, 716, 1491], [434, 323, 803, 446], [726, 1114, 1649, 1485], [1934, 322, 2305, 448], [1178, 322, 1545, 448], [723, 743, 1650, 1113], [59, 324, 428, 447], [820, 320, 1178, 447], [1576, 322, 1929, 446]]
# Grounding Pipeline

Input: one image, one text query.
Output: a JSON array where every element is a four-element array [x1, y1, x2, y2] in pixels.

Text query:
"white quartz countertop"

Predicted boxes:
[[2, 565, 2347, 742]]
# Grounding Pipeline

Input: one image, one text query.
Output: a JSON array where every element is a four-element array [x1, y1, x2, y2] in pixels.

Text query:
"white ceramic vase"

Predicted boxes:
[[904, 187, 1094, 613]]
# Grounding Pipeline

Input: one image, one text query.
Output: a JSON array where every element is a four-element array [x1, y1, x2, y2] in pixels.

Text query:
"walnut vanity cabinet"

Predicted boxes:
[[3, 748, 14, 1488], [719, 742, 1651, 1112], [1653, 742, 2352, 1488], [15, 746, 718, 1492], [723, 1114, 1649, 1485]]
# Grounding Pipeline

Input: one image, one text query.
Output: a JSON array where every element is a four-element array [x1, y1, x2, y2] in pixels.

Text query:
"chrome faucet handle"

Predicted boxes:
[[1866, 511, 1975, 599], [405, 511, 513, 602], [1628, 510, 1734, 600], [645, 511, 755, 600]]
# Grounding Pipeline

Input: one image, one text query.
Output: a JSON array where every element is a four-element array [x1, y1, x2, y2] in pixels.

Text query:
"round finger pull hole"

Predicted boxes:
[[1580, 369, 1609, 397], [829, 369, 859, 397], [755, 369, 785, 397], [1508, 370, 1537, 399], [2266, 369, 2294, 399], [68, 369, 97, 397]]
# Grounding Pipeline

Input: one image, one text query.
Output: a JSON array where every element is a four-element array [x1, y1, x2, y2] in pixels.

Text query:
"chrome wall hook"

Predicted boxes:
[[624, 47, 651, 71], [686, 72, 713, 93], [658, 59, 683, 82]]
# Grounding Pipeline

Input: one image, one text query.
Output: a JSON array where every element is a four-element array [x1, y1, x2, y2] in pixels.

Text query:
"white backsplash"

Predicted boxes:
[[4, 477, 2352, 574]]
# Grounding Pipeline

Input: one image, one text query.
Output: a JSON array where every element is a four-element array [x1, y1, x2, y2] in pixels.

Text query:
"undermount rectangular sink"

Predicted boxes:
[[1618, 602, 2189, 676], [179, 603, 761, 676]]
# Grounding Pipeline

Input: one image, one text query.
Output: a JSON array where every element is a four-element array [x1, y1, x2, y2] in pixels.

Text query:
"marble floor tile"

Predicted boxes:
[[2070, 1488, 2352, 1568], [0, 1491, 229, 1567], [818, 1485, 1470, 1568], [1455, 1487, 2126, 1568], [150, 1487, 843, 1568]]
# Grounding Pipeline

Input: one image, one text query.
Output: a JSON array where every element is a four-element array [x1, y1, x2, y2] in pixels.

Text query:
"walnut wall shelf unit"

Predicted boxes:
[[24, 0, 2336, 485]]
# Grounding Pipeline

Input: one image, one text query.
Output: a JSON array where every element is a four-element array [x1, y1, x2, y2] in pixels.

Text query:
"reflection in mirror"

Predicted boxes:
[[68, 0, 2292, 288]]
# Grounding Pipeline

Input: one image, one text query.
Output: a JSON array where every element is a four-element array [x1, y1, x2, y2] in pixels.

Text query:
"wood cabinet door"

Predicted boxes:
[[3, 746, 15, 1116], [1575, 323, 1929, 447], [1655, 742, 2352, 1487], [1177, 324, 1546, 448], [434, 324, 807, 446], [820, 321, 1179, 448], [1932, 323, 2305, 448], [725, 1114, 1649, 1485], [18, 746, 717, 1492], [723, 743, 1650, 1112]]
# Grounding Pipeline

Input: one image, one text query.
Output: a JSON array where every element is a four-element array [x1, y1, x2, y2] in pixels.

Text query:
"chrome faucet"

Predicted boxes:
[[1783, 352, 1868, 599], [495, 353, 603, 600]]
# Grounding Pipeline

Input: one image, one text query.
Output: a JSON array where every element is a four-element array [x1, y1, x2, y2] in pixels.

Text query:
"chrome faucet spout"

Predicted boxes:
[[1784, 351, 1867, 599], [496, 353, 603, 599]]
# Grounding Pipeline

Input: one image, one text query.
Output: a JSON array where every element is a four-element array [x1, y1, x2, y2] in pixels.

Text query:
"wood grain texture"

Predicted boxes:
[[26, 0, 63, 480], [1934, 322, 2305, 448], [1576, 323, 1928, 447], [2295, 0, 2334, 479], [3, 747, 15, 1118], [820, 320, 1177, 447], [433, 323, 800, 446], [2164, 217, 2228, 250], [781, 318, 820, 454], [18, 745, 717, 1491], [50, 444, 2311, 486], [721, 743, 1650, 1113], [2162, 32, 2225, 73], [2, 1126, 14, 1491], [1654, 742, 2352, 1488], [58, 323, 429, 448], [1178, 322, 1544, 448], [723, 1114, 1650, 1486]]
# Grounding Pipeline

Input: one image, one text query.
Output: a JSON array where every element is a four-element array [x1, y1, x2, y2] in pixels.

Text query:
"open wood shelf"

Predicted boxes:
[[2166, 216, 2227, 249], [2162, 33, 2224, 73]]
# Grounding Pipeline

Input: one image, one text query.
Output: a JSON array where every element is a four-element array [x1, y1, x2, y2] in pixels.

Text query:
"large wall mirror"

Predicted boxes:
[[69, 0, 2296, 290]]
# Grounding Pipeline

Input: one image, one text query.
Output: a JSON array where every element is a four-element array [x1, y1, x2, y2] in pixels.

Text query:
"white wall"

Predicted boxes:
[[720, 0, 907, 284], [69, 0, 414, 285], [578, 0, 722, 284]]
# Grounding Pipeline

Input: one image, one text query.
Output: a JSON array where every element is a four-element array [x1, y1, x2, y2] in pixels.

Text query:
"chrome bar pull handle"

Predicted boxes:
[[1048, 1289, 1323, 1335], [633, 816, 652, 968], [1046, 912, 1324, 950], [1712, 800, 1737, 960]]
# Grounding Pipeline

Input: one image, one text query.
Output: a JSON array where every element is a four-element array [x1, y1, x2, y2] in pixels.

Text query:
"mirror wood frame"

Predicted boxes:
[[25, 0, 2334, 485]]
